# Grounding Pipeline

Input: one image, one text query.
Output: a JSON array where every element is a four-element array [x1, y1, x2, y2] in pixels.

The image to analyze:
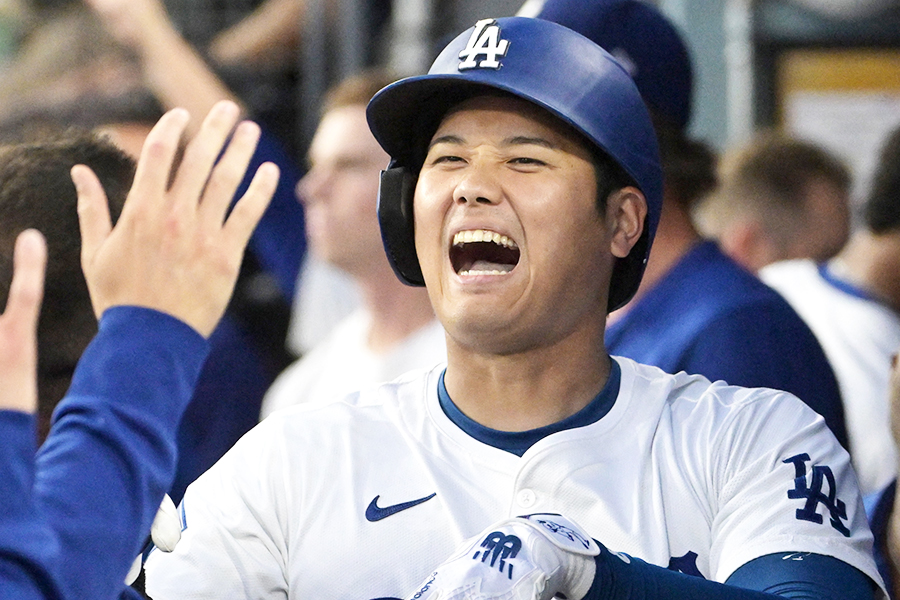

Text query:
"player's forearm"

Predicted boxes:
[[135, 24, 245, 136], [209, 0, 306, 67], [32, 307, 209, 600], [0, 411, 37, 519], [585, 550, 876, 600], [0, 411, 63, 600]]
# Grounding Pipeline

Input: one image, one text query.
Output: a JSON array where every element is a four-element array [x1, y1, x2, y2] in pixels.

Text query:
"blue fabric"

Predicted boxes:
[[536, 0, 693, 130], [437, 360, 621, 456], [726, 552, 875, 599], [0, 412, 61, 600], [237, 127, 306, 300], [171, 127, 306, 502], [171, 314, 272, 502], [606, 241, 848, 450], [865, 479, 896, 597], [582, 549, 875, 600], [0, 307, 208, 600]]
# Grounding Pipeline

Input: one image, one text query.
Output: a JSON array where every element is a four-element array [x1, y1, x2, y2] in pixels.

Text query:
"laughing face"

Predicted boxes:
[[413, 94, 644, 355]]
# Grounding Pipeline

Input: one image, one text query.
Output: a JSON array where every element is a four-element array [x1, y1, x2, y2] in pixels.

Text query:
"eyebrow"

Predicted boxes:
[[505, 136, 558, 149], [427, 135, 464, 152], [427, 134, 558, 151]]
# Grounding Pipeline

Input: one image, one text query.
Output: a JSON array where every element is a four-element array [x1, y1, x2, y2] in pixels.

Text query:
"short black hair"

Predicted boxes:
[[653, 116, 717, 210]]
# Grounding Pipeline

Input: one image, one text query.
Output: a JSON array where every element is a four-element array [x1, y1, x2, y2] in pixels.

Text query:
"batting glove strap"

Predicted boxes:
[[406, 513, 599, 600]]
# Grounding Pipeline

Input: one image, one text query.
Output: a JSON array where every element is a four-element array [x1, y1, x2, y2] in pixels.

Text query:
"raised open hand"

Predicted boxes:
[[73, 100, 279, 338]]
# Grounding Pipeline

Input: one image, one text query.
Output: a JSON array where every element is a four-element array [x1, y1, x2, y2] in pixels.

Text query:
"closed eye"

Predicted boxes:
[[429, 154, 466, 166], [508, 157, 546, 166]]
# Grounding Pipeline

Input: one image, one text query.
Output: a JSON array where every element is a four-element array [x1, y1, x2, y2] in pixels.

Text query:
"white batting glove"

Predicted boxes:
[[125, 494, 181, 585], [406, 513, 600, 600]]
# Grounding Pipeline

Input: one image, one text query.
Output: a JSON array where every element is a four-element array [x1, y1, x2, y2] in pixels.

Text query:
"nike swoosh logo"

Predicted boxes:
[[365, 493, 436, 522]]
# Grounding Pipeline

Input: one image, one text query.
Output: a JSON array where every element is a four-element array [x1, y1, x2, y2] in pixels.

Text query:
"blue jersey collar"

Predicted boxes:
[[438, 360, 621, 456]]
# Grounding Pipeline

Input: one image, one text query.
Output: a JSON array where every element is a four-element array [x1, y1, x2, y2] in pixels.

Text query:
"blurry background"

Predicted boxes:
[[0, 0, 896, 206]]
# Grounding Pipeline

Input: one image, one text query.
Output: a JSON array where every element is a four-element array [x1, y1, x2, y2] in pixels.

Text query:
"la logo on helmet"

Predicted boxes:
[[458, 19, 510, 70]]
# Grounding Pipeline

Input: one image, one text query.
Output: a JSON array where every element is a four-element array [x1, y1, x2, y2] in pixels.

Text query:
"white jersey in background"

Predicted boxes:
[[146, 357, 883, 600], [260, 309, 447, 418], [760, 258, 900, 496]]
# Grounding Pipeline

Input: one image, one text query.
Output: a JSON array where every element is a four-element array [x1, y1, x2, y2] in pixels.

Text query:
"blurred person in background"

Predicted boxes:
[[760, 124, 900, 496], [693, 131, 852, 273], [531, 0, 849, 450], [261, 69, 445, 418]]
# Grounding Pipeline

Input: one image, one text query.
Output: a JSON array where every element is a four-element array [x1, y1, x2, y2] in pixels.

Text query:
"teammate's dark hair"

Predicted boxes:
[[0, 128, 135, 441], [864, 125, 900, 233], [653, 116, 717, 210]]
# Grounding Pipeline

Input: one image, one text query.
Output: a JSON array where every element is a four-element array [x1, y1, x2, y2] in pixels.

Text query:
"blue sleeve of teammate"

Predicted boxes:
[[32, 307, 209, 600], [0, 411, 150, 600], [234, 127, 306, 300], [0, 411, 60, 600], [682, 309, 849, 451], [582, 549, 876, 600]]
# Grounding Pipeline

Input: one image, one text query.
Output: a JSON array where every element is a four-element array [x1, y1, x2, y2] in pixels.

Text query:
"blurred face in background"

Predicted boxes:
[[297, 105, 389, 278], [800, 177, 851, 262]]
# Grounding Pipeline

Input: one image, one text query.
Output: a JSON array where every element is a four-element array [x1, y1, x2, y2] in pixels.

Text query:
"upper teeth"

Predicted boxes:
[[453, 229, 517, 249]]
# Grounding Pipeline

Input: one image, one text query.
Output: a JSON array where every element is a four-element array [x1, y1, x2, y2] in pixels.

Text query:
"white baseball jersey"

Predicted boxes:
[[261, 309, 447, 418], [760, 259, 900, 496], [145, 358, 885, 599]]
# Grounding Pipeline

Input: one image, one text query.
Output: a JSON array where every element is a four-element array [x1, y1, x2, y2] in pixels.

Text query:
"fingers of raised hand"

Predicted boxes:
[[71, 103, 271, 338], [125, 107, 191, 220], [169, 100, 242, 215], [198, 119, 262, 229], [5, 230, 47, 326], [72, 165, 113, 288], [222, 161, 279, 250], [0, 230, 46, 413]]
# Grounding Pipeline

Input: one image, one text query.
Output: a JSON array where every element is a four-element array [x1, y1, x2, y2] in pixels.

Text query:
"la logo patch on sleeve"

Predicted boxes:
[[783, 453, 850, 537]]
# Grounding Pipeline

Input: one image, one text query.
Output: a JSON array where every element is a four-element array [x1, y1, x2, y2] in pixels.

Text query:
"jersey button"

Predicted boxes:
[[516, 489, 536, 508]]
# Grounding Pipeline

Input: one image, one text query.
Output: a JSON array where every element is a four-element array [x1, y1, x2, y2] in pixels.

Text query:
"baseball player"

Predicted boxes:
[[145, 17, 885, 600]]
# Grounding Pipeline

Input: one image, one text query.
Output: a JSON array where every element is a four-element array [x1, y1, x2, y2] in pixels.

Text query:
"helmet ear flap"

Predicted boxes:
[[377, 165, 426, 286]]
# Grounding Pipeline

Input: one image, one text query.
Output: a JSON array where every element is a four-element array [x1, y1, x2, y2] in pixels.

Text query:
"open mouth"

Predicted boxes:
[[450, 229, 520, 276]]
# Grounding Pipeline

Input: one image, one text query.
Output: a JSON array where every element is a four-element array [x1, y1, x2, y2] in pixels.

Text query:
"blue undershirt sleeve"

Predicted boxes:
[[581, 548, 876, 600], [34, 307, 209, 600], [0, 412, 62, 600]]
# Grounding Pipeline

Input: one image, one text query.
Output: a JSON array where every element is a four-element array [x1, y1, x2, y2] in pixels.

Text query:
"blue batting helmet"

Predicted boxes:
[[366, 16, 662, 311], [534, 0, 694, 131]]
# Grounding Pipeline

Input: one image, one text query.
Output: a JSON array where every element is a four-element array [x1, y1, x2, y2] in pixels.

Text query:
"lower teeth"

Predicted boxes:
[[460, 269, 508, 276]]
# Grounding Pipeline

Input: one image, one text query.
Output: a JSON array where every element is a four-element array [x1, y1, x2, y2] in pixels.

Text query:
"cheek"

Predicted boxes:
[[412, 179, 449, 277]]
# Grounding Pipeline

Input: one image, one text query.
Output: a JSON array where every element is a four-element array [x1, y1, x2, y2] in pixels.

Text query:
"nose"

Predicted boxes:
[[296, 166, 328, 206], [453, 162, 501, 206]]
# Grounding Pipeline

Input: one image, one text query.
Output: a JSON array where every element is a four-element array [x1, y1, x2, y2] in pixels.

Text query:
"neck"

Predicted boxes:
[[356, 268, 437, 354], [831, 230, 900, 314], [443, 322, 611, 432]]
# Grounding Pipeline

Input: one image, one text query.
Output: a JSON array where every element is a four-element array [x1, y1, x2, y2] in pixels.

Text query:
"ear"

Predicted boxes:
[[607, 186, 647, 259], [720, 220, 770, 273]]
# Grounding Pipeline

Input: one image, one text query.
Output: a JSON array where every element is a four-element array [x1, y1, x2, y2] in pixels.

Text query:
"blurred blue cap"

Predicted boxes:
[[535, 0, 694, 130]]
